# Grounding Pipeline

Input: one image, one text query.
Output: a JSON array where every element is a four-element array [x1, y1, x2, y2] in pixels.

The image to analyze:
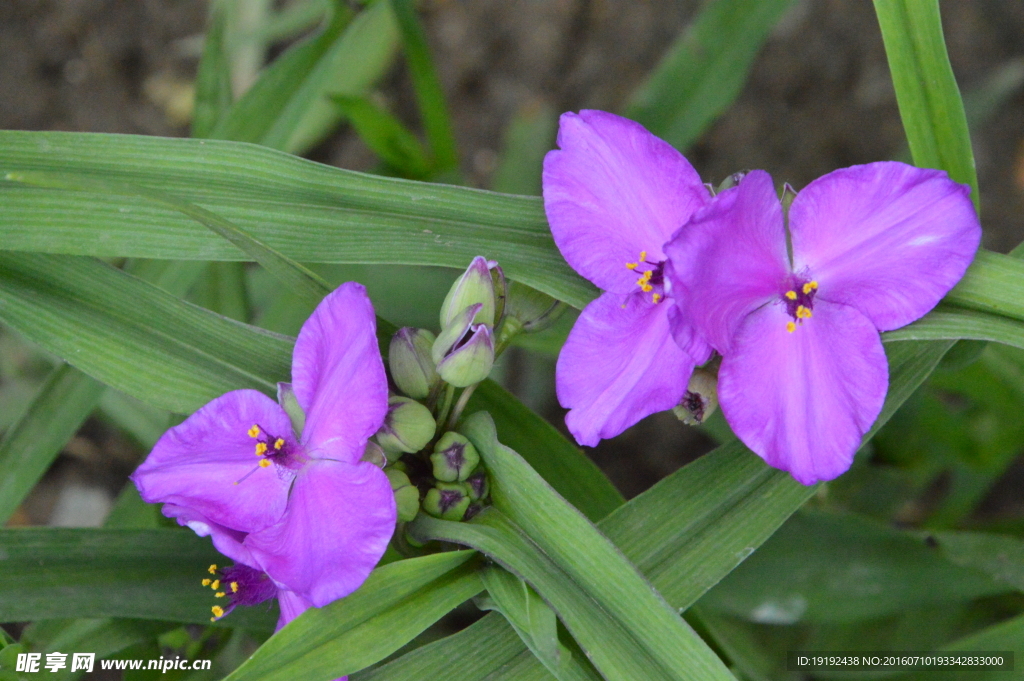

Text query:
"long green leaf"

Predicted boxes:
[[0, 364, 105, 524], [945, 250, 1024, 323], [930, 531, 1024, 592], [414, 411, 736, 681], [873, 0, 979, 210], [224, 552, 482, 681], [0, 529, 275, 628], [883, 305, 1024, 351], [625, 0, 794, 150], [192, 0, 234, 139], [0, 253, 292, 413]]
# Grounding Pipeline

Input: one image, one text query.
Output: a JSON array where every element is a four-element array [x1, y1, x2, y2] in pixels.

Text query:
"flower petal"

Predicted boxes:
[[161, 503, 256, 566], [292, 283, 389, 462], [556, 291, 697, 446], [717, 300, 888, 485], [131, 389, 294, 534], [664, 170, 789, 354], [276, 589, 314, 631], [245, 460, 396, 607], [543, 110, 710, 293], [790, 162, 981, 331]]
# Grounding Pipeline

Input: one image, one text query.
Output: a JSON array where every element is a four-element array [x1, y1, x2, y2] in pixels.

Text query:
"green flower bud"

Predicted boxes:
[[502, 281, 567, 335], [440, 256, 496, 328], [422, 482, 472, 521], [672, 367, 719, 425], [389, 327, 439, 399], [430, 432, 480, 482], [276, 382, 305, 435], [432, 303, 481, 365], [375, 396, 436, 456], [360, 441, 387, 467], [466, 470, 489, 501], [386, 468, 420, 522], [436, 324, 494, 387]]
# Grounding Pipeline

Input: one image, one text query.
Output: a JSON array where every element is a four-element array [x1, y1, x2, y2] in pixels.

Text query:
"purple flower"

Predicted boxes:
[[542, 110, 712, 445], [132, 283, 396, 607], [665, 165, 981, 484]]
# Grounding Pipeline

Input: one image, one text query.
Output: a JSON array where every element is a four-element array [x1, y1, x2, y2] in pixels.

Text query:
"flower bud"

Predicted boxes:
[[672, 367, 719, 425], [389, 328, 439, 399], [437, 324, 494, 387], [276, 382, 305, 435], [432, 303, 482, 365], [502, 281, 567, 336], [360, 441, 387, 468], [440, 256, 497, 328], [375, 396, 436, 456], [430, 432, 480, 482], [466, 470, 489, 501], [386, 468, 420, 522], [423, 482, 472, 521]]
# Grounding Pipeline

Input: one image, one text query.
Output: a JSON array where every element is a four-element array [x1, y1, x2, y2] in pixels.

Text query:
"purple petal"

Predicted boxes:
[[245, 460, 396, 607], [543, 110, 710, 293], [717, 300, 888, 485], [664, 170, 789, 354], [557, 291, 698, 446], [131, 390, 294, 534], [161, 503, 256, 566], [276, 589, 314, 631], [291, 283, 389, 462], [790, 162, 981, 331]]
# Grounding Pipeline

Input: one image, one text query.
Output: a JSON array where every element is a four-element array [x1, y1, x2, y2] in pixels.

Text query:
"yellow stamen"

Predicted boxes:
[[202, 578, 211, 586], [255, 442, 268, 456], [626, 262, 638, 270], [247, 425, 260, 438], [785, 290, 797, 300], [230, 582, 239, 593], [211, 605, 225, 619], [215, 592, 226, 598], [259, 459, 272, 468], [210, 580, 220, 591], [274, 438, 285, 450], [652, 293, 662, 304], [803, 280, 818, 294], [208, 564, 218, 574], [796, 305, 812, 319], [786, 321, 796, 333], [639, 251, 647, 262]]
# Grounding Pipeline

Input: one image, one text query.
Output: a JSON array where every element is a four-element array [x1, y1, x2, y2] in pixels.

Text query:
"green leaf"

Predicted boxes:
[[0, 363, 105, 524], [332, 96, 432, 177], [412, 411, 736, 681], [0, 130, 591, 308], [0, 253, 291, 414], [389, 0, 458, 173], [945, 250, 1024, 324], [929, 531, 1024, 592], [223, 552, 481, 681], [889, 614, 1024, 681], [210, 0, 400, 154], [0, 529, 275, 628], [873, 0, 979, 211], [625, 0, 795, 150], [884, 304, 1024, 351], [192, 1, 234, 139], [697, 511, 1010, 624], [492, 103, 558, 196]]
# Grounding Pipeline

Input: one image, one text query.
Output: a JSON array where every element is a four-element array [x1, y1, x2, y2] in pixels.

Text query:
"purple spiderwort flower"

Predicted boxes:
[[132, 283, 396, 608], [542, 110, 712, 445], [665, 165, 981, 484]]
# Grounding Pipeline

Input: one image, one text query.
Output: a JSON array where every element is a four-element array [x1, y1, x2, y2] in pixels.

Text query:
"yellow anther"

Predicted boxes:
[[230, 582, 239, 593], [786, 321, 797, 333], [215, 592, 226, 598], [626, 262, 638, 270], [255, 442, 268, 456], [639, 251, 647, 262], [652, 293, 662, 304], [274, 438, 285, 450], [785, 290, 797, 300], [247, 425, 259, 438], [796, 305, 812, 319], [211, 605, 225, 619], [641, 284, 653, 292], [803, 281, 818, 294], [202, 578, 211, 587], [210, 580, 220, 591], [259, 459, 272, 468], [208, 564, 218, 574]]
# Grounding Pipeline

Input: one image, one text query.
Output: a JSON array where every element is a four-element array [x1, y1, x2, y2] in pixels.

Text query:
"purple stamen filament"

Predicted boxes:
[[625, 251, 666, 304]]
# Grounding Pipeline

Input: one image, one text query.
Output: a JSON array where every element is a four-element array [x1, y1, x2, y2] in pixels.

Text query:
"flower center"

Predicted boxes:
[[203, 563, 277, 622], [625, 251, 666, 304], [247, 424, 295, 468], [781, 278, 818, 333]]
